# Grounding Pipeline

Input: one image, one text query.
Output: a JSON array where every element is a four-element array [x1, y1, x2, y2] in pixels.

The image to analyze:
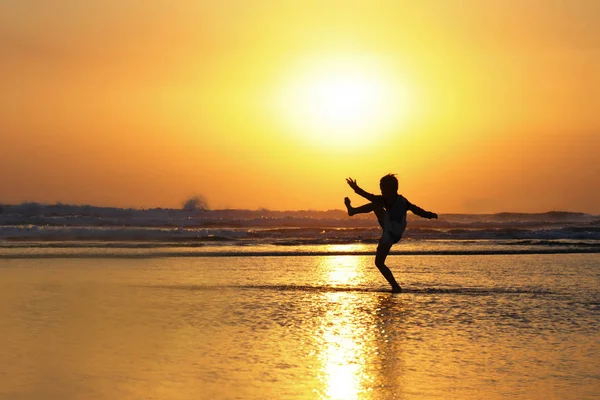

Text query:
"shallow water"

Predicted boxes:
[[0, 253, 599, 399]]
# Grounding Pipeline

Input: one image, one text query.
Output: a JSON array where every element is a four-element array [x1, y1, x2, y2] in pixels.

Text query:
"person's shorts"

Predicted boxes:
[[379, 230, 402, 246]]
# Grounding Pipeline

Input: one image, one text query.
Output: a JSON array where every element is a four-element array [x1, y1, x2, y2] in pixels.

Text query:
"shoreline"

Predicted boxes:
[[2, 248, 600, 259]]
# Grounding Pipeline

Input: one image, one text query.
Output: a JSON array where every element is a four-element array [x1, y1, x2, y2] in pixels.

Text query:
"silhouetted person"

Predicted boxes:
[[345, 174, 437, 293]]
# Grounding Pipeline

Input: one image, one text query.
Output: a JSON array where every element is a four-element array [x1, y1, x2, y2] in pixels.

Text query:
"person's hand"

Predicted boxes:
[[346, 177, 359, 191], [429, 212, 438, 219]]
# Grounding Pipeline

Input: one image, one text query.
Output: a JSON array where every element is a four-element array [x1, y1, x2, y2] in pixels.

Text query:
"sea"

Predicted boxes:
[[1, 204, 599, 399]]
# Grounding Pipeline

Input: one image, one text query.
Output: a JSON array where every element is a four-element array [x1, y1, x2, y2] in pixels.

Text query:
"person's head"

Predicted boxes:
[[379, 173, 398, 200]]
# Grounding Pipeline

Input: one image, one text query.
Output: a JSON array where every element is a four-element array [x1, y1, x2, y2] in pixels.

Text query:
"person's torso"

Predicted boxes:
[[384, 195, 409, 224]]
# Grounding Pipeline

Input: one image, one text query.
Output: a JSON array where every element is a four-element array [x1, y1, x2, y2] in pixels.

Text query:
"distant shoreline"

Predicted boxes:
[[0, 202, 597, 217]]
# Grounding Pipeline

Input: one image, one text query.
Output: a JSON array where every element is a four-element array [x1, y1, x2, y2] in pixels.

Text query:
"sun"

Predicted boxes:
[[274, 55, 411, 150], [305, 74, 382, 133]]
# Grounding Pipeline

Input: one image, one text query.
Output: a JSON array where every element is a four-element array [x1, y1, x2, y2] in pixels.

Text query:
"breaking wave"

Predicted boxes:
[[1, 203, 599, 256], [2, 225, 600, 243]]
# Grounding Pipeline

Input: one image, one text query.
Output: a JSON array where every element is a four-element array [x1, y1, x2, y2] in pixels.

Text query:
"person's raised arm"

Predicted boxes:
[[407, 201, 438, 219], [346, 178, 378, 202]]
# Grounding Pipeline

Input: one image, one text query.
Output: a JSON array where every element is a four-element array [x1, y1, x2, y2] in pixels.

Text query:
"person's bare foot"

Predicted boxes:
[[344, 197, 355, 216], [391, 285, 402, 293]]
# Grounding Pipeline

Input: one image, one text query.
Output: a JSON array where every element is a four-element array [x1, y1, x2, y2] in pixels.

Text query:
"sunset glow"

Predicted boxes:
[[1, 1, 598, 212], [275, 55, 411, 150]]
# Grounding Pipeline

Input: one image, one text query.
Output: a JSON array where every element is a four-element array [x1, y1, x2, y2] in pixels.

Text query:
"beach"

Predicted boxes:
[[4, 1, 600, 398], [1, 251, 598, 399]]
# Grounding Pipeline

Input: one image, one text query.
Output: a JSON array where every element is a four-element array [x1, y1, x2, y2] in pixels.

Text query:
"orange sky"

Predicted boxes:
[[1, 1, 599, 213]]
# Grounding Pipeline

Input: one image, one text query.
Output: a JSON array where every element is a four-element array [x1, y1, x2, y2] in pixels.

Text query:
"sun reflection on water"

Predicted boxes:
[[317, 254, 362, 286], [325, 244, 369, 253], [319, 292, 370, 400], [315, 256, 375, 399]]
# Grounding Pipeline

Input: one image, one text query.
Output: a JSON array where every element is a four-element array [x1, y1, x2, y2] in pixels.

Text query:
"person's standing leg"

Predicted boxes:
[[375, 240, 402, 293], [372, 205, 401, 292]]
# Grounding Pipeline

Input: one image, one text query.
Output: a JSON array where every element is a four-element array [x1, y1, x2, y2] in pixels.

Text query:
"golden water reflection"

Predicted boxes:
[[317, 254, 363, 286], [315, 255, 402, 399], [319, 292, 369, 399], [325, 244, 369, 253]]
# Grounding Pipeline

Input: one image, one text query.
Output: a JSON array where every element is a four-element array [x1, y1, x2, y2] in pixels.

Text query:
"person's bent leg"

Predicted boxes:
[[375, 240, 402, 293], [344, 198, 376, 216]]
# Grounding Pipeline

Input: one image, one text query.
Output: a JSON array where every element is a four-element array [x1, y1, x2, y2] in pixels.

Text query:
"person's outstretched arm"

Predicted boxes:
[[407, 201, 438, 219], [346, 178, 379, 202]]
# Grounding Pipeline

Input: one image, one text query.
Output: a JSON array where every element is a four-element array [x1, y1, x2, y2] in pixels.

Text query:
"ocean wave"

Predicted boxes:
[[2, 224, 600, 242], [2, 203, 598, 230], [0, 225, 250, 242], [504, 240, 600, 247]]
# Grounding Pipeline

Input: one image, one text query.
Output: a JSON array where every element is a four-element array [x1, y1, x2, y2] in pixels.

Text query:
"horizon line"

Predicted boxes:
[[0, 201, 597, 216]]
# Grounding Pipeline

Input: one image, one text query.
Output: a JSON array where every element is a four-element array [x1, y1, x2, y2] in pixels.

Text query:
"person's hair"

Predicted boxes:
[[379, 173, 398, 192]]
